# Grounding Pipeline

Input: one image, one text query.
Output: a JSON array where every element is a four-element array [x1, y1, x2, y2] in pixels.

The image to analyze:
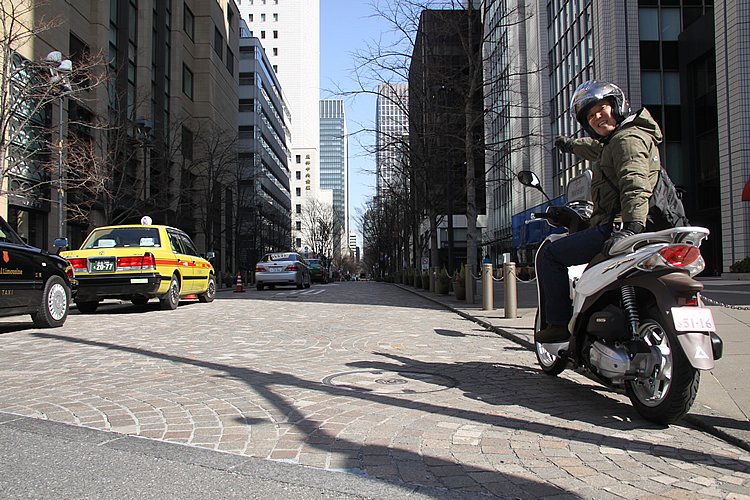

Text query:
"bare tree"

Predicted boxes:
[[342, 0, 544, 299], [0, 0, 107, 207], [299, 198, 342, 263]]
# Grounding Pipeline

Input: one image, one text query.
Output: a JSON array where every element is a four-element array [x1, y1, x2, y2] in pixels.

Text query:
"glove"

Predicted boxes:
[[602, 222, 645, 257], [554, 135, 575, 153]]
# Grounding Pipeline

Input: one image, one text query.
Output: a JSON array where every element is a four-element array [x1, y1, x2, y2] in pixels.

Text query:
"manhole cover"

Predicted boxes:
[[322, 369, 456, 394]]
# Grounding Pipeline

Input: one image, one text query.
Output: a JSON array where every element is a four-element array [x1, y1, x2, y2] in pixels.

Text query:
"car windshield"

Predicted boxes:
[[0, 217, 25, 245], [307, 259, 321, 266], [263, 253, 294, 262], [82, 227, 162, 249]]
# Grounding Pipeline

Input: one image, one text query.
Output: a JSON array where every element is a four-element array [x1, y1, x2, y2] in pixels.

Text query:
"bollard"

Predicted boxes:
[[503, 262, 517, 318], [482, 262, 493, 311]]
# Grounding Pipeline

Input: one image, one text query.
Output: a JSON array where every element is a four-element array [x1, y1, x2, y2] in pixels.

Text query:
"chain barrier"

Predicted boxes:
[[701, 294, 750, 311]]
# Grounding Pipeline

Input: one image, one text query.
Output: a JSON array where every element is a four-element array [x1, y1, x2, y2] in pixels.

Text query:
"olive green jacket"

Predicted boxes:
[[568, 108, 663, 227]]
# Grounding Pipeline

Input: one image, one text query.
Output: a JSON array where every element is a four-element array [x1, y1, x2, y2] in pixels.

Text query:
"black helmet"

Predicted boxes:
[[571, 80, 630, 137]]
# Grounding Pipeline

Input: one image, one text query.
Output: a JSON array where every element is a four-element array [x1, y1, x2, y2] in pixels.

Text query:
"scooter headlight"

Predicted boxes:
[[635, 244, 705, 277]]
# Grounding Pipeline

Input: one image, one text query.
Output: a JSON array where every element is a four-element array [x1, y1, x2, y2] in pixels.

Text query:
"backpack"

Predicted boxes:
[[646, 167, 689, 231], [601, 167, 689, 231]]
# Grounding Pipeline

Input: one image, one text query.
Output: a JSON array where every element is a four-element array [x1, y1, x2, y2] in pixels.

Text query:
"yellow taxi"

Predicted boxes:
[[60, 218, 216, 313]]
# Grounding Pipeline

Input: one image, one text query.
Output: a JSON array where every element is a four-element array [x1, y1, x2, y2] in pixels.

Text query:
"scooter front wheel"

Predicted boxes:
[[625, 314, 700, 424], [534, 311, 567, 376]]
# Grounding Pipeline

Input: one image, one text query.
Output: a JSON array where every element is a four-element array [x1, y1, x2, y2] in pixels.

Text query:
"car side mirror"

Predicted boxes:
[[53, 238, 69, 255], [206, 251, 215, 260]]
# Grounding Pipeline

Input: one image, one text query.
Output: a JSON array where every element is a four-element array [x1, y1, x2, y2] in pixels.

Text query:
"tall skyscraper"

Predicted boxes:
[[236, 0, 321, 251], [319, 99, 348, 242], [375, 83, 409, 198]]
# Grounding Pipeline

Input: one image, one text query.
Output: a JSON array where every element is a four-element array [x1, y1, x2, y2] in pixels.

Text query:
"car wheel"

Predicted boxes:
[[159, 275, 180, 310], [76, 300, 99, 314], [198, 274, 216, 303], [31, 275, 70, 328], [131, 295, 150, 306], [256, 283, 264, 291]]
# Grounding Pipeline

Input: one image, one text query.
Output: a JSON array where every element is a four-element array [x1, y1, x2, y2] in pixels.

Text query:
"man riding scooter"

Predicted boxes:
[[536, 80, 663, 343]]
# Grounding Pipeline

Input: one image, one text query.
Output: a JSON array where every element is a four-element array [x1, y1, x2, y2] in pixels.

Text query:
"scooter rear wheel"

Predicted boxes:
[[625, 314, 700, 424], [534, 311, 567, 376]]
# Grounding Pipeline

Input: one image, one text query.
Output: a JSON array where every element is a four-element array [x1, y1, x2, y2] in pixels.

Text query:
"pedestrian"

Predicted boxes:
[[536, 80, 662, 343]]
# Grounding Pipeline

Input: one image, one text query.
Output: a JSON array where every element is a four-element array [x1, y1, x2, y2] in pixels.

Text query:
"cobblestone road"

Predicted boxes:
[[0, 281, 748, 498]]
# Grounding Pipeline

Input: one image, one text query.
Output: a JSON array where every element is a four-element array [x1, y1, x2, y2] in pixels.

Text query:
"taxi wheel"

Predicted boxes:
[[198, 274, 216, 303], [31, 275, 70, 328], [159, 275, 180, 310], [76, 300, 99, 314]]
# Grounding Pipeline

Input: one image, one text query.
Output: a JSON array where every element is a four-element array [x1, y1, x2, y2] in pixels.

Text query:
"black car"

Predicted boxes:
[[0, 215, 73, 327]]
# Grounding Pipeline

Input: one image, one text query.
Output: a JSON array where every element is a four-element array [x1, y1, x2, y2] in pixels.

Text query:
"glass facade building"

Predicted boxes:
[[319, 99, 348, 238]]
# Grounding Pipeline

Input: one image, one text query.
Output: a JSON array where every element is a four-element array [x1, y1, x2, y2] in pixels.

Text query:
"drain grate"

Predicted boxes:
[[322, 369, 456, 394]]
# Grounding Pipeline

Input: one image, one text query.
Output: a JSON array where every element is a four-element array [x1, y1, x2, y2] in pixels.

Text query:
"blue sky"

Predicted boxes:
[[320, 0, 383, 246]]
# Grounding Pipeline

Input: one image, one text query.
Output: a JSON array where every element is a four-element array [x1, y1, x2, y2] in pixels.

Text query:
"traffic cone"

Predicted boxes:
[[234, 272, 245, 293]]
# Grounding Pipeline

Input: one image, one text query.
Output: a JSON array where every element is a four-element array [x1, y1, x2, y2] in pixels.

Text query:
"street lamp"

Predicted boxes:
[[45, 51, 73, 239]]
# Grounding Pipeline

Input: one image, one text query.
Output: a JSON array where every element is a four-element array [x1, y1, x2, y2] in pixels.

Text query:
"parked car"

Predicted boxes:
[[254, 252, 311, 291], [306, 258, 327, 283], [60, 220, 216, 312], [0, 215, 73, 328]]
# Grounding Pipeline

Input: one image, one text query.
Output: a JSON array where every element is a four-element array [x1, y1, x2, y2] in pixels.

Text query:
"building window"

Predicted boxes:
[[295, 204, 301, 214], [214, 27, 223, 60], [296, 171, 301, 179], [239, 99, 254, 112], [296, 187, 301, 196], [273, 13, 278, 21], [295, 238, 301, 248], [261, 13, 266, 21], [182, 64, 193, 99], [296, 221, 301, 230], [296, 155, 301, 163], [272, 65, 277, 72], [184, 6, 194, 40], [273, 47, 278, 56], [273, 30, 278, 38], [261, 30, 266, 39], [182, 126, 193, 161], [226, 46, 234, 75], [248, 13, 253, 22]]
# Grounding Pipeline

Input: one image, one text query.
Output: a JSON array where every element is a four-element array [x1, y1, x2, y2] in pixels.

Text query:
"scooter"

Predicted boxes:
[[518, 170, 722, 424]]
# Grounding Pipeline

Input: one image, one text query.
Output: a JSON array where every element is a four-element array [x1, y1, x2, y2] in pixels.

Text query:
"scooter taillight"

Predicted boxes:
[[660, 245, 701, 267], [636, 244, 705, 277]]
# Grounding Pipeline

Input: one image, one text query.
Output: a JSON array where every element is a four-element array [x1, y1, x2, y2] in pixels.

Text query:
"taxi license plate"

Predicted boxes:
[[89, 258, 115, 272], [269, 267, 283, 273], [671, 307, 715, 332]]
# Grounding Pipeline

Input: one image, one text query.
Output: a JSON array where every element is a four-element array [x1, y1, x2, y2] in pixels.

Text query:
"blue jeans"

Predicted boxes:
[[536, 225, 612, 325]]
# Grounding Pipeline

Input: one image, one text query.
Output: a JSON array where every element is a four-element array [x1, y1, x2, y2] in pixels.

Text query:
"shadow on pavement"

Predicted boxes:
[[31, 331, 750, 490]]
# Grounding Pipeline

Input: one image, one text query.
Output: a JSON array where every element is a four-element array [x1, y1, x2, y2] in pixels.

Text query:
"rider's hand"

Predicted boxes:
[[554, 135, 575, 153], [602, 222, 645, 256]]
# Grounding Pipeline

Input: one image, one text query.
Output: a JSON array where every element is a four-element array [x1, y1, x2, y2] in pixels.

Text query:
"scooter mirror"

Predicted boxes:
[[517, 170, 541, 188]]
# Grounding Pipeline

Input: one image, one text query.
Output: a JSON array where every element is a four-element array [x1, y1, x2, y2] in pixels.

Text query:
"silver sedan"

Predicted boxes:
[[254, 252, 312, 291]]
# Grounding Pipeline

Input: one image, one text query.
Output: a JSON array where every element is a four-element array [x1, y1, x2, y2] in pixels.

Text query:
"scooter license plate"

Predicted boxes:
[[671, 307, 715, 332]]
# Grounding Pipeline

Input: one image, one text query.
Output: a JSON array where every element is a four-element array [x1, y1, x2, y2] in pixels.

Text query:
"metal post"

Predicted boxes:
[[482, 262, 493, 311], [503, 261, 517, 319], [57, 95, 64, 238]]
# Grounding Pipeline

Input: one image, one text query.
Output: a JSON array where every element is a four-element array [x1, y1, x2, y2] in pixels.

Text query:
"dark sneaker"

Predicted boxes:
[[536, 324, 570, 343]]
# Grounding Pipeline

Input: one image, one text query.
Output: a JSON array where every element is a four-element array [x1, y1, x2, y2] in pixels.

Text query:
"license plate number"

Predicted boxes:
[[671, 307, 715, 332], [269, 267, 282, 273], [90, 259, 115, 272]]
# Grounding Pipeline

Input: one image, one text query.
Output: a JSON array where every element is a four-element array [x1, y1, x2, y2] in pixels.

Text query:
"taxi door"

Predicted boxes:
[[177, 232, 207, 292], [166, 230, 196, 293], [0, 243, 37, 311]]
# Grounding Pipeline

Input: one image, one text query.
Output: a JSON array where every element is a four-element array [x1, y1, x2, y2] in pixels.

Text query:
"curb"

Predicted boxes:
[[393, 283, 750, 454]]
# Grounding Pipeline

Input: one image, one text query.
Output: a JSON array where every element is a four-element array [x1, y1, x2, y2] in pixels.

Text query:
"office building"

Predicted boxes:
[[483, 0, 750, 273], [1, 0, 240, 275], [375, 83, 409, 198], [237, 33, 292, 271], [319, 99, 348, 242], [236, 0, 321, 251]]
